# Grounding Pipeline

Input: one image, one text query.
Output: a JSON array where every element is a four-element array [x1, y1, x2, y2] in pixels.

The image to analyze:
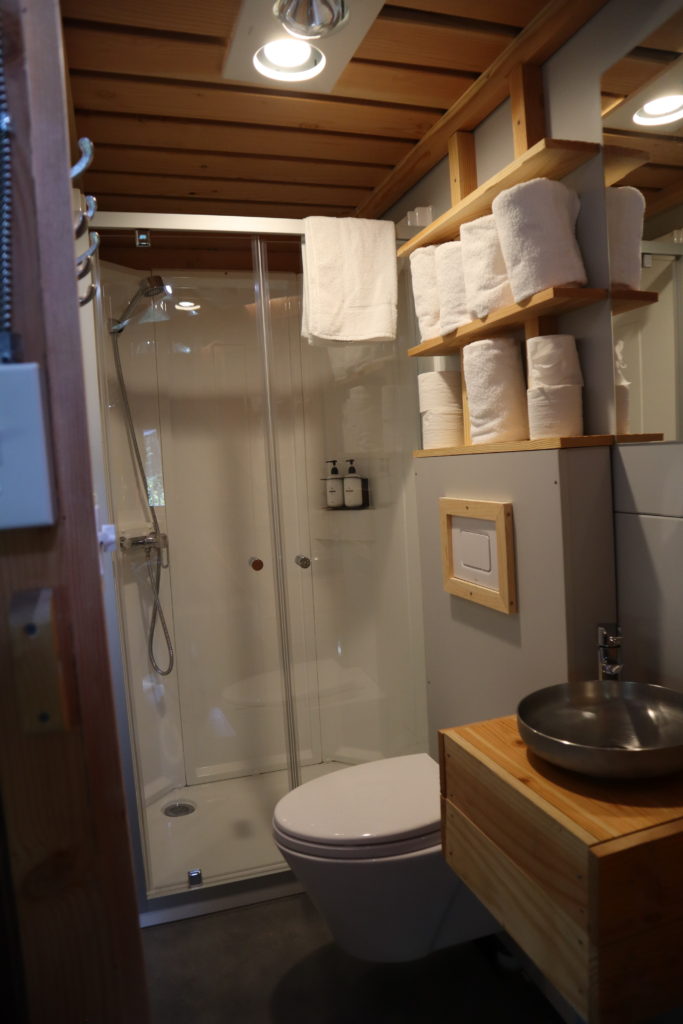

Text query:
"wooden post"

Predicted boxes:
[[448, 131, 477, 207], [509, 63, 545, 158]]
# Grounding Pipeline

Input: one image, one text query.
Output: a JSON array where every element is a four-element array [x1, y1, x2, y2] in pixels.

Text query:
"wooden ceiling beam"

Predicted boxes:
[[60, 0, 241, 38], [91, 145, 388, 188], [356, 0, 611, 218], [334, 60, 475, 109], [100, 247, 301, 272], [70, 73, 438, 140], [355, 11, 516, 73], [74, 113, 411, 166], [601, 54, 676, 98], [85, 170, 366, 206], [95, 195, 347, 217], [602, 131, 683, 168], [387, 0, 547, 28]]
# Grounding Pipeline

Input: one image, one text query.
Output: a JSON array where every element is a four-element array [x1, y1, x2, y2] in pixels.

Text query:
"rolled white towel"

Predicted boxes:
[[526, 334, 583, 388], [492, 178, 587, 302], [462, 338, 528, 444], [460, 215, 514, 319], [435, 241, 470, 334], [409, 246, 440, 341], [417, 370, 462, 413], [421, 408, 464, 449], [527, 385, 583, 439], [606, 187, 645, 289], [615, 383, 631, 434]]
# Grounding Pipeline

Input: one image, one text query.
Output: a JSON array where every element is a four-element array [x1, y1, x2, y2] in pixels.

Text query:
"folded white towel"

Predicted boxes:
[[409, 246, 441, 341], [435, 241, 470, 334], [460, 215, 514, 319], [462, 338, 528, 444], [492, 178, 587, 302], [606, 187, 645, 289], [421, 409, 464, 448], [527, 385, 583, 439], [526, 334, 583, 388], [615, 383, 631, 434], [302, 216, 397, 344], [417, 370, 462, 413]]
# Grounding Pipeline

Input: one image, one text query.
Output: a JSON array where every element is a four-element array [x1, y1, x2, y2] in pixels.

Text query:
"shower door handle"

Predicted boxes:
[[294, 555, 311, 569]]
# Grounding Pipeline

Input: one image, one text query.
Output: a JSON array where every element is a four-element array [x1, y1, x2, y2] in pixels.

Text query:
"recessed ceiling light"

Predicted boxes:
[[253, 37, 326, 81], [175, 301, 201, 311], [633, 93, 683, 126]]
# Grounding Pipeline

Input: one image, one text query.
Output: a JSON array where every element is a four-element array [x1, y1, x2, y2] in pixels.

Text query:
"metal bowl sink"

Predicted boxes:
[[517, 680, 683, 779]]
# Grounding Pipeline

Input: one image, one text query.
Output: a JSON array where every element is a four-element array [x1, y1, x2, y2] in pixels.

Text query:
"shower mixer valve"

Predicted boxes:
[[120, 531, 168, 554]]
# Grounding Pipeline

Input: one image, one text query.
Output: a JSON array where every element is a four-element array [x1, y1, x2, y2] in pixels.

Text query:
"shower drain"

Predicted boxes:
[[163, 800, 196, 818]]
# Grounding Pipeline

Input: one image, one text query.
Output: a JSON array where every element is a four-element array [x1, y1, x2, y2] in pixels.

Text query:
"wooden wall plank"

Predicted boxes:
[[70, 73, 438, 140], [356, 12, 516, 73], [387, 0, 548, 27], [85, 170, 365, 206], [60, 0, 240, 38], [1, 1, 148, 1020], [74, 113, 412, 166], [356, 0, 611, 217], [91, 145, 388, 188]]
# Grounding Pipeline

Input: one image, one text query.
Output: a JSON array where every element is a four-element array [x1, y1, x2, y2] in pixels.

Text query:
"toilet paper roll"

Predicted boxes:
[[421, 408, 464, 448], [606, 187, 645, 290], [615, 383, 631, 435], [526, 335, 583, 388], [417, 370, 462, 413], [527, 385, 583, 439]]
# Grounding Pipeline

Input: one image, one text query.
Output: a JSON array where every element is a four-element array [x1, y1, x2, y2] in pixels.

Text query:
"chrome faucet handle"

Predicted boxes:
[[597, 623, 621, 647], [597, 622, 622, 681]]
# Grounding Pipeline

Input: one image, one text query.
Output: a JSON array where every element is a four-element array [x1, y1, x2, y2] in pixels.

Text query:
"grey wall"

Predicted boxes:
[[415, 448, 615, 753]]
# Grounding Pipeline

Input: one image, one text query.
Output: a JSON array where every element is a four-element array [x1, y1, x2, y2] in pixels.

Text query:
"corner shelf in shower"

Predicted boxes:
[[396, 138, 600, 259], [413, 435, 614, 457], [407, 286, 608, 357]]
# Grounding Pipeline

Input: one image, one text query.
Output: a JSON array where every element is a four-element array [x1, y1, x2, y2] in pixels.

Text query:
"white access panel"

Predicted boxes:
[[0, 363, 56, 529]]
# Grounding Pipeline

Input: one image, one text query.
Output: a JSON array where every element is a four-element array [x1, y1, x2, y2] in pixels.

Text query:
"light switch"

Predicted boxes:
[[450, 515, 499, 589], [460, 530, 491, 572]]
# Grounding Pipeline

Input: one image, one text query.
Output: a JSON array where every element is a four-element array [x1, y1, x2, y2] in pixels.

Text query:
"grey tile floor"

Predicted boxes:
[[142, 893, 565, 1024]]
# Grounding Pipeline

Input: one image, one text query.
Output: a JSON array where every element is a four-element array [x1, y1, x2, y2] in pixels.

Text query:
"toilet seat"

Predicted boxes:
[[273, 753, 441, 860]]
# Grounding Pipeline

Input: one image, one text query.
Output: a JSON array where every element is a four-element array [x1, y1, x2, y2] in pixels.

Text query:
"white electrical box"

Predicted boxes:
[[0, 363, 56, 529]]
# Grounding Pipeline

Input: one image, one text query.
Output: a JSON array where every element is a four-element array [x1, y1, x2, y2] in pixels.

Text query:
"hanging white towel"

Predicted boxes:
[[527, 385, 583, 439], [302, 217, 397, 344], [606, 187, 645, 290], [435, 241, 470, 334], [462, 338, 528, 444], [409, 246, 441, 341], [492, 178, 587, 302], [526, 334, 583, 388], [460, 215, 514, 319]]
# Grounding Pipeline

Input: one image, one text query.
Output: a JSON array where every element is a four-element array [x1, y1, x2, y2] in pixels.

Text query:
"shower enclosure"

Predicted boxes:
[[84, 218, 426, 903]]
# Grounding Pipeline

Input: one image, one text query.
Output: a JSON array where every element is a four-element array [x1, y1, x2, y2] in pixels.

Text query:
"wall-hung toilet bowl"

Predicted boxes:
[[272, 753, 497, 962]]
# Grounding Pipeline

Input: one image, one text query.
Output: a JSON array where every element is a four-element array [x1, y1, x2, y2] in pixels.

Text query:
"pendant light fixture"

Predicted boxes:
[[273, 0, 349, 40]]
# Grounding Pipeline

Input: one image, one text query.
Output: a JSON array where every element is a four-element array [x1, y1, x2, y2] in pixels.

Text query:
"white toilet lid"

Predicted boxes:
[[273, 753, 441, 847]]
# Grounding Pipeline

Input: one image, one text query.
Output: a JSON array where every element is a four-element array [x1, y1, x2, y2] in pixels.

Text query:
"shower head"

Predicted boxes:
[[111, 275, 172, 333]]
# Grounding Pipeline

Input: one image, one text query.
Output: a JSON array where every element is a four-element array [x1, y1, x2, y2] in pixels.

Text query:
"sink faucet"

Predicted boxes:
[[597, 623, 622, 680]]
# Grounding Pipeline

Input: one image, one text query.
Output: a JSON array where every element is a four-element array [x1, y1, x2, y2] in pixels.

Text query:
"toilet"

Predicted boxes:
[[272, 753, 497, 962]]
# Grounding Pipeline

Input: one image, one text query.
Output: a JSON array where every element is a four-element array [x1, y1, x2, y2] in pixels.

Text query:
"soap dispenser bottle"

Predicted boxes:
[[343, 459, 369, 509], [324, 460, 344, 509]]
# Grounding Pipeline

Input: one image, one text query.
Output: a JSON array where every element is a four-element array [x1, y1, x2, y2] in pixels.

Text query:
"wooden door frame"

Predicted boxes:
[[0, 2, 149, 1019]]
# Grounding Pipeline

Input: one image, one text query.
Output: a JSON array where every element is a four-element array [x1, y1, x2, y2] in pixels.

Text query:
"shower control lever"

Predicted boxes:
[[294, 555, 311, 569]]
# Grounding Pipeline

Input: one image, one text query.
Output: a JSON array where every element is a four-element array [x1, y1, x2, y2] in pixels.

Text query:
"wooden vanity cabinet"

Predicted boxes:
[[439, 716, 683, 1023]]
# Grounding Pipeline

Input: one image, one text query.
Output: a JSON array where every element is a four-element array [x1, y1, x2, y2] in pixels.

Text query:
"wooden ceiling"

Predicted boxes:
[[60, 1, 682, 226]]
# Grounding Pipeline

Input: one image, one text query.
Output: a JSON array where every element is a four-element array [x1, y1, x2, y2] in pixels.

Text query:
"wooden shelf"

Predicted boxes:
[[407, 286, 607, 356], [615, 433, 664, 443], [602, 144, 649, 187], [413, 435, 614, 457], [611, 288, 658, 315], [397, 138, 600, 258]]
